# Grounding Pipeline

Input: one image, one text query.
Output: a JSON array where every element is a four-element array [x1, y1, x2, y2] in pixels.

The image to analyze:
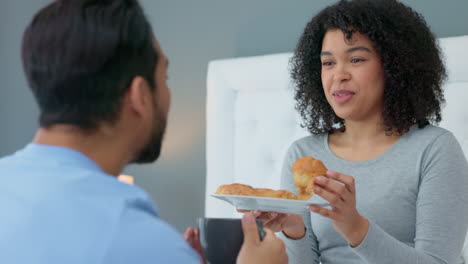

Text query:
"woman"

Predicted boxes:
[[253, 0, 468, 263]]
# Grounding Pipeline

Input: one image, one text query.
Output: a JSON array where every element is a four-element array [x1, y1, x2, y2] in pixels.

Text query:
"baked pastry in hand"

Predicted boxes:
[[292, 156, 327, 200]]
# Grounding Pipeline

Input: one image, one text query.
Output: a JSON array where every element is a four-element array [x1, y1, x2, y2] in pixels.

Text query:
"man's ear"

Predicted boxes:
[[127, 76, 153, 118]]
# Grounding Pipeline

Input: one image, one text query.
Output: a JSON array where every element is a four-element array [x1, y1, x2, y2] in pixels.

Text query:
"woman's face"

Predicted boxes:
[[320, 29, 385, 123]]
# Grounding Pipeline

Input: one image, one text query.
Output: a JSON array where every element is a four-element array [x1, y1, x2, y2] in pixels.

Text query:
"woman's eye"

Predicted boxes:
[[350, 58, 365, 63], [321, 61, 334, 66]]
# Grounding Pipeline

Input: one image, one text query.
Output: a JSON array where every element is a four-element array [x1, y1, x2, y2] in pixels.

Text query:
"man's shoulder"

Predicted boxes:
[[0, 151, 24, 167], [102, 204, 200, 263]]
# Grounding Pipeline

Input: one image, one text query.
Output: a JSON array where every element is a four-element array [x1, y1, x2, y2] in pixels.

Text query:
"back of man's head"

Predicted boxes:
[[22, 0, 158, 130]]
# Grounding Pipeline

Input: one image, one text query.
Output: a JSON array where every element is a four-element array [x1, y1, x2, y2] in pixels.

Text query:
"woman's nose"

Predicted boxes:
[[332, 65, 351, 83]]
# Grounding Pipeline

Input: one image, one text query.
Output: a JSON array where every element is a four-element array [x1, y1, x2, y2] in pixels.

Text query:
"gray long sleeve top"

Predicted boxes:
[[278, 125, 468, 264]]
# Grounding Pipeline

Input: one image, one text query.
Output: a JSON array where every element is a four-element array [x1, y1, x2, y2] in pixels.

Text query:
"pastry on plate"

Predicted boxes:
[[215, 183, 298, 200], [215, 156, 327, 201]]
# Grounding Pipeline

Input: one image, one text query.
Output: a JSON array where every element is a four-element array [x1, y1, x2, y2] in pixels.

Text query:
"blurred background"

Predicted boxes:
[[1, 0, 467, 232]]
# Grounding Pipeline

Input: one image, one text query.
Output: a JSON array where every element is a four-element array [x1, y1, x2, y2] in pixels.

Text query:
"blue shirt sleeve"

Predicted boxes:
[[102, 205, 201, 264]]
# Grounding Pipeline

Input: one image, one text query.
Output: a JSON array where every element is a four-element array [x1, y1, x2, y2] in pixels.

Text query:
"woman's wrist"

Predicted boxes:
[[282, 226, 306, 240], [282, 215, 306, 240], [347, 216, 369, 247]]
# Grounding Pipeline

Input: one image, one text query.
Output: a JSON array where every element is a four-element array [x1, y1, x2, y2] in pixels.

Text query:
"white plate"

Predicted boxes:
[[212, 194, 329, 215]]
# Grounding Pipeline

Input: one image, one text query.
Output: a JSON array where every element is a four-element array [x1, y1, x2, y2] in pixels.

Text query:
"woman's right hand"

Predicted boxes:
[[237, 213, 288, 264], [248, 210, 306, 239]]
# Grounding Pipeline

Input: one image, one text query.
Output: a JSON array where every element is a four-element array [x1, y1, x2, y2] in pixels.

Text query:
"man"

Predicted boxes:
[[0, 0, 287, 263]]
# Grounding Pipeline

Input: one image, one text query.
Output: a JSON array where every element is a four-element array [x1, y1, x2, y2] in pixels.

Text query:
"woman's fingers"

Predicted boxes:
[[249, 211, 290, 232], [310, 205, 339, 220], [313, 183, 345, 208], [315, 175, 348, 198], [263, 213, 289, 232], [326, 171, 355, 193], [313, 171, 356, 204], [252, 211, 280, 221]]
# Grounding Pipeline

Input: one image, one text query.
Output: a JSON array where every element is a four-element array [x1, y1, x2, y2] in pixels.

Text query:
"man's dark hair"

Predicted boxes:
[[22, 0, 158, 129], [290, 0, 446, 135]]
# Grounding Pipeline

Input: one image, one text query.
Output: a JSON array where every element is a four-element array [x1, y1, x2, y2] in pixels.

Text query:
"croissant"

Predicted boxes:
[[215, 183, 298, 200], [215, 156, 327, 200]]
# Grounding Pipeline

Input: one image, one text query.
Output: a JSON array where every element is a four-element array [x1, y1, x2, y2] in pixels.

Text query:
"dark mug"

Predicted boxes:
[[197, 217, 265, 264]]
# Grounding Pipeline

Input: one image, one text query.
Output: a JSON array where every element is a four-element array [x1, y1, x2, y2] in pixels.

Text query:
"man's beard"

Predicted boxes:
[[131, 108, 167, 164]]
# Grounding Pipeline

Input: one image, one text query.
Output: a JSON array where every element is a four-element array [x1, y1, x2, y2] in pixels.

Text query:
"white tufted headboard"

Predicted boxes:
[[205, 53, 308, 219], [205, 34, 468, 259]]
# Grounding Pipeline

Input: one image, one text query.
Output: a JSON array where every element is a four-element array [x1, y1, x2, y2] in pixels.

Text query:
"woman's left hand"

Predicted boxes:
[[310, 170, 369, 247]]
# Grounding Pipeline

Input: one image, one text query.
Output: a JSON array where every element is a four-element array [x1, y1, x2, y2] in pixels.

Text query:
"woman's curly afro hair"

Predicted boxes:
[[290, 0, 446, 135]]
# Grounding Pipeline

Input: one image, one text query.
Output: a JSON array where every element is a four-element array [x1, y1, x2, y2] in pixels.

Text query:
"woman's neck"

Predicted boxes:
[[338, 120, 390, 145], [328, 120, 401, 162]]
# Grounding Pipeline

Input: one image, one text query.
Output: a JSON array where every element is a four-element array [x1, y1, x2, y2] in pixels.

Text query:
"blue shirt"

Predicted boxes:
[[0, 143, 200, 264]]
